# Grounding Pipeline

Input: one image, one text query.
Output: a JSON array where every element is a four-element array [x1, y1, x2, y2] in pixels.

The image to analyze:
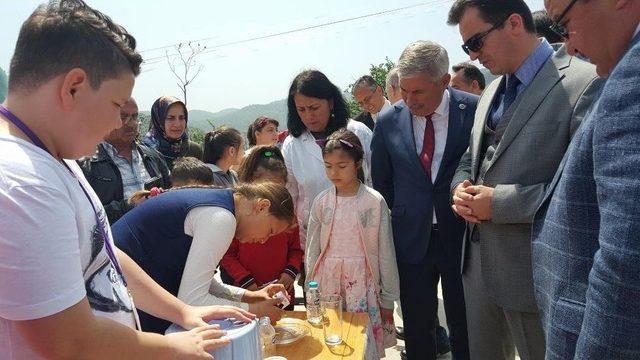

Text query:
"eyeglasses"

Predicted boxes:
[[356, 90, 376, 108], [120, 113, 139, 123], [549, 0, 580, 39], [461, 19, 506, 55]]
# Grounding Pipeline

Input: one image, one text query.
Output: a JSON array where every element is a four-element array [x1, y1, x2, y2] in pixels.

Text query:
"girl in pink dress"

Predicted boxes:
[[306, 128, 400, 358]]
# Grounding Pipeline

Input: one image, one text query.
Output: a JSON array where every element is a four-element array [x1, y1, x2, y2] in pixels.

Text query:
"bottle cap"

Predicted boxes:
[[308, 281, 318, 289]]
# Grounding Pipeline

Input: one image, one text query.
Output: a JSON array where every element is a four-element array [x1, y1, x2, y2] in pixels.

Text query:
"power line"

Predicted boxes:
[[141, 0, 453, 64]]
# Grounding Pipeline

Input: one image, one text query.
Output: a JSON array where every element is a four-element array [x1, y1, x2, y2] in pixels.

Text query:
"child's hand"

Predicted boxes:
[[278, 273, 295, 292], [380, 307, 394, 324], [242, 284, 286, 303]]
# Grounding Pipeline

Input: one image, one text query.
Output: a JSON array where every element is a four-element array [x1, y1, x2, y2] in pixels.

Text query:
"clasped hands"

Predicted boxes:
[[451, 180, 494, 223]]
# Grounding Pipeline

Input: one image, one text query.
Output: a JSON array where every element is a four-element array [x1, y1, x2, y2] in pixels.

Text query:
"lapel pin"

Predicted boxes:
[[459, 103, 467, 110]]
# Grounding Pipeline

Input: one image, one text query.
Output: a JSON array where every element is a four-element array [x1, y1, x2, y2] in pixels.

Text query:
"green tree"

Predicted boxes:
[[346, 57, 396, 118], [0, 67, 8, 103], [188, 127, 205, 145]]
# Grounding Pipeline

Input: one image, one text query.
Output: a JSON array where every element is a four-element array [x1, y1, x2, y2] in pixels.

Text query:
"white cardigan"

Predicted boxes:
[[281, 120, 372, 248]]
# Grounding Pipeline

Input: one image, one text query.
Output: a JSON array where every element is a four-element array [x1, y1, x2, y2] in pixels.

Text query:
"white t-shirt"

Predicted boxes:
[[179, 206, 247, 310], [0, 136, 136, 359]]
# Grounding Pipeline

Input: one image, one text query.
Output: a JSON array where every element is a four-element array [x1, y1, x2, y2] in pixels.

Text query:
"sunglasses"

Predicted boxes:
[[549, 0, 579, 39], [461, 19, 506, 55]]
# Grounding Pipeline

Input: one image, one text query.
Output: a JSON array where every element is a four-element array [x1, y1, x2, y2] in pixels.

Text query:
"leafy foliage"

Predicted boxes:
[[0, 67, 7, 103], [346, 57, 396, 118]]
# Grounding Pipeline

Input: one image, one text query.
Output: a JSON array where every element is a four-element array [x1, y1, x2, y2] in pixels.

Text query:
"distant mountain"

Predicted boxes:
[[140, 99, 288, 134]]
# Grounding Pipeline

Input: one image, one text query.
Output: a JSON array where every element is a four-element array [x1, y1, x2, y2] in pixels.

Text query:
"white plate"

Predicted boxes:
[[273, 318, 311, 345]]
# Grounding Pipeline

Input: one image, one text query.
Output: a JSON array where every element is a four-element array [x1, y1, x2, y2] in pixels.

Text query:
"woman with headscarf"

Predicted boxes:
[[142, 96, 203, 169]]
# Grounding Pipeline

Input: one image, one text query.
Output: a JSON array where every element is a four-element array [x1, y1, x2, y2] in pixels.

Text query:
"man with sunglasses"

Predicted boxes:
[[80, 97, 171, 223], [531, 1, 640, 359], [447, 1, 602, 359]]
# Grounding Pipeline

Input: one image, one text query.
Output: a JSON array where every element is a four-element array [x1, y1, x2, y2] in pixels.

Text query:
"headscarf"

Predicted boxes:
[[142, 96, 190, 164]]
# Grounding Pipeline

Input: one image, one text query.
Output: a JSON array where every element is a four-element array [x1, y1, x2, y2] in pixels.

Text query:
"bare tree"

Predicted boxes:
[[165, 42, 207, 106]]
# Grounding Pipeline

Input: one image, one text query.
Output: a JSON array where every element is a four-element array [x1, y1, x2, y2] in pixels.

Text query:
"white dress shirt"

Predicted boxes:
[[411, 89, 450, 223], [371, 98, 393, 122]]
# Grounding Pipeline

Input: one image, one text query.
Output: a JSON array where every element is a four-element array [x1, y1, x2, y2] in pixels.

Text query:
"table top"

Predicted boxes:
[[273, 311, 370, 359]]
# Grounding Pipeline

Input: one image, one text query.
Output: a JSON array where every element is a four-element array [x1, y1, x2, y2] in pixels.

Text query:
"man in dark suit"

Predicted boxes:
[[532, 1, 640, 359], [371, 40, 477, 360], [447, 1, 602, 359]]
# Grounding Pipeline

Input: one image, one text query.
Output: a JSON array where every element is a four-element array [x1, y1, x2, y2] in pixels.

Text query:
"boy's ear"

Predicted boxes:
[[60, 68, 89, 110]]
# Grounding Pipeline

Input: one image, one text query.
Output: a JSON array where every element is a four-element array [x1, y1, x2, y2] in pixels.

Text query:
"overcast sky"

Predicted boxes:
[[0, 0, 544, 113]]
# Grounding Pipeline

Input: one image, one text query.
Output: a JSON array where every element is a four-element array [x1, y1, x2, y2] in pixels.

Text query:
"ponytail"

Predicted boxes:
[[233, 182, 294, 224]]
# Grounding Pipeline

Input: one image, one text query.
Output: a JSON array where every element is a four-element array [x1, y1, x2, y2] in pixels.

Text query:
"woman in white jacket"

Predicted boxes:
[[281, 70, 372, 254]]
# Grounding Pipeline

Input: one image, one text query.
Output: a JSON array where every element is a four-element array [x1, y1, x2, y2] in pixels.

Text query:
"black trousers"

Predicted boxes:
[[398, 227, 469, 360]]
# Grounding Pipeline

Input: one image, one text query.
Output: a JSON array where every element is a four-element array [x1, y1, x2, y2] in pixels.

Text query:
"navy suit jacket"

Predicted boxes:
[[371, 88, 478, 264], [532, 33, 640, 359]]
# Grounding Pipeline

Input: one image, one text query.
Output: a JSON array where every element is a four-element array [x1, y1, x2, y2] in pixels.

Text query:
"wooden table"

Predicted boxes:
[[273, 311, 370, 359]]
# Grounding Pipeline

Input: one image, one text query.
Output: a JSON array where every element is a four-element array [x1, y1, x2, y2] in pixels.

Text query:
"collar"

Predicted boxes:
[[372, 99, 392, 120], [512, 39, 554, 87], [206, 163, 224, 173], [101, 141, 137, 160], [377, 98, 392, 115]]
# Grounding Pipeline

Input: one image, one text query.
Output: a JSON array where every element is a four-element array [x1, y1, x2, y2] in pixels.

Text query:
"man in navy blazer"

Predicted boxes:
[[532, 1, 640, 359], [371, 40, 477, 360]]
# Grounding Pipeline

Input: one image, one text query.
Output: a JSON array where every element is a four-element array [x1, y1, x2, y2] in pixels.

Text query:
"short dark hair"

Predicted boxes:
[[447, 0, 535, 34], [171, 157, 214, 186], [532, 10, 564, 44], [202, 126, 243, 164], [9, 0, 142, 92], [247, 116, 279, 146], [452, 62, 486, 90], [287, 70, 349, 138], [351, 75, 379, 95]]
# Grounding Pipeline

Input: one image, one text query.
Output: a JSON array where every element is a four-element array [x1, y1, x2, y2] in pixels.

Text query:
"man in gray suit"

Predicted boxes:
[[446, 1, 602, 359]]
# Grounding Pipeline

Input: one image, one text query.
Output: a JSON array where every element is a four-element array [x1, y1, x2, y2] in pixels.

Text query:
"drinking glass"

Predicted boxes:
[[321, 295, 343, 346]]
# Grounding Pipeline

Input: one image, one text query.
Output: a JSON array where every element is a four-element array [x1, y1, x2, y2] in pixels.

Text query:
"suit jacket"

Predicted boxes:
[[532, 33, 640, 359], [450, 51, 602, 312], [372, 88, 478, 264]]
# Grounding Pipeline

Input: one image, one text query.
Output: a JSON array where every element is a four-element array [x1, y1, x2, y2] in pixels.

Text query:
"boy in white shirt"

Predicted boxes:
[[0, 1, 262, 359]]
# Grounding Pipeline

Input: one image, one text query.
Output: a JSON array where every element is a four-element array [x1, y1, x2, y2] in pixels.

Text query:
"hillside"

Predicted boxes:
[[141, 99, 289, 133]]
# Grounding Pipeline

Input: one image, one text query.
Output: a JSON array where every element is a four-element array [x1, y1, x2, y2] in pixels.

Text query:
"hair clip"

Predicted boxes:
[[263, 151, 274, 157], [339, 139, 354, 148], [255, 116, 269, 128]]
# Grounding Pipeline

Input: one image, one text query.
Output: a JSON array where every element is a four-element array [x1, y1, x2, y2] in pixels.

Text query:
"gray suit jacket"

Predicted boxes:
[[451, 51, 602, 312]]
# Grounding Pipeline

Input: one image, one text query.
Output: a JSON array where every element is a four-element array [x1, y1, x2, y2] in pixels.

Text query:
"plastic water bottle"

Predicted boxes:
[[306, 281, 323, 325], [259, 316, 276, 357]]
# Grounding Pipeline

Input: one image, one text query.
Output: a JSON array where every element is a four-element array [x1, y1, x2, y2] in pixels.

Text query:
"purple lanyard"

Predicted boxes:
[[0, 105, 128, 287]]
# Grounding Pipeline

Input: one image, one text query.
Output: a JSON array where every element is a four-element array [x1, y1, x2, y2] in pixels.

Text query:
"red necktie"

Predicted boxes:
[[420, 114, 435, 180]]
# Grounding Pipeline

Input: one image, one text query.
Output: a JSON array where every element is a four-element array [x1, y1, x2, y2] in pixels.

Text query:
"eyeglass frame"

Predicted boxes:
[[461, 17, 508, 55], [549, 0, 580, 40]]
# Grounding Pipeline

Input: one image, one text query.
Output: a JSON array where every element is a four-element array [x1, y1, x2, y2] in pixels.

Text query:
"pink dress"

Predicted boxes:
[[316, 196, 396, 357]]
